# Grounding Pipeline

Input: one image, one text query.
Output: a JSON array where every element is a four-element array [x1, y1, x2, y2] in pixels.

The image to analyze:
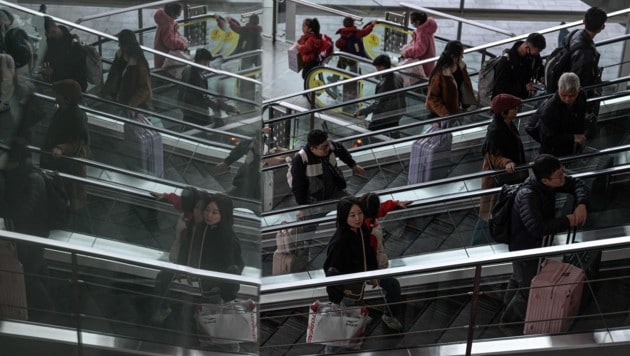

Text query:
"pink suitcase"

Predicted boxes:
[[524, 259, 585, 334], [272, 249, 308, 275], [0, 243, 28, 320]]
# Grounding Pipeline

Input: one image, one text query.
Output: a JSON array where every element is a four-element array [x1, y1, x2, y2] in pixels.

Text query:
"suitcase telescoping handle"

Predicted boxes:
[[565, 226, 577, 245]]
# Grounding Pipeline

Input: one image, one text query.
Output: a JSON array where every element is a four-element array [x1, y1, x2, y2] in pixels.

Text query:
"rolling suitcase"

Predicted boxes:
[[0, 242, 28, 320], [272, 249, 308, 275], [524, 259, 585, 334], [124, 113, 165, 178], [407, 126, 452, 184]]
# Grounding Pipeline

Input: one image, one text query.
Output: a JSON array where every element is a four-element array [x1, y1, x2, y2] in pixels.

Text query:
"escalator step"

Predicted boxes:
[[439, 295, 503, 343], [404, 295, 469, 345]]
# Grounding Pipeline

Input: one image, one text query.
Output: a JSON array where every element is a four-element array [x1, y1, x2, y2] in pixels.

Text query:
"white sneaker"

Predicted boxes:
[[381, 314, 403, 331]]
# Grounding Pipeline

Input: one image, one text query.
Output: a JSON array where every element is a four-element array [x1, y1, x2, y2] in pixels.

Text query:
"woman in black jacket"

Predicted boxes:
[[323, 196, 378, 304], [180, 193, 244, 302]]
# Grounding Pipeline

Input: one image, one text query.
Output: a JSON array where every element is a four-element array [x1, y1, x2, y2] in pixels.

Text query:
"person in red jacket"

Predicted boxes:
[[292, 18, 322, 80], [153, 3, 188, 68], [334, 17, 376, 72], [361, 193, 412, 332]]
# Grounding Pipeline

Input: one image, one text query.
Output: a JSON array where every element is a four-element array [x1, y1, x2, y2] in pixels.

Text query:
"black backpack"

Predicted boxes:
[[544, 29, 581, 93], [488, 183, 522, 244], [41, 171, 71, 229]]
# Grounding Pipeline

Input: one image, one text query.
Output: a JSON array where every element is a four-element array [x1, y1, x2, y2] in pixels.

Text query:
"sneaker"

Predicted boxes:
[[149, 304, 171, 325], [381, 314, 403, 331]]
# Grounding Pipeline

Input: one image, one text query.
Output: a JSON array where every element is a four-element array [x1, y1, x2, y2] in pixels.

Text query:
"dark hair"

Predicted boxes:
[[532, 154, 562, 181], [343, 16, 354, 27], [303, 18, 321, 36], [584, 7, 607, 32], [410, 11, 427, 25], [181, 187, 200, 214], [202, 193, 234, 227], [117, 29, 147, 62], [336, 196, 363, 229], [8, 137, 29, 164], [164, 3, 182, 18], [249, 14, 260, 25], [194, 48, 213, 62], [372, 54, 391, 68], [361, 193, 380, 219], [43, 16, 57, 33], [307, 129, 328, 147], [0, 9, 14, 24], [526, 32, 546, 50], [429, 40, 464, 80]]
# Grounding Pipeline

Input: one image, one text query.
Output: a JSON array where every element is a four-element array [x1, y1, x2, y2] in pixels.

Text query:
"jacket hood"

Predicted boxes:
[[154, 9, 174, 26], [336, 26, 358, 36], [418, 17, 438, 35]]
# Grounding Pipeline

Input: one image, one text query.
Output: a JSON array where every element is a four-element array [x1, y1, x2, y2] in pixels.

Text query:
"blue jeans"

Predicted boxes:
[[471, 219, 492, 246]]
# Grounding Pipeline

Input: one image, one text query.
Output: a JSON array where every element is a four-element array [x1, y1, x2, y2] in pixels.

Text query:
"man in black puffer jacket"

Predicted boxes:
[[500, 154, 590, 327]]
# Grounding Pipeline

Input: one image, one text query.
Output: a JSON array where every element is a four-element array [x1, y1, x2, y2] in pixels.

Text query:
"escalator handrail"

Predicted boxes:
[[261, 234, 630, 293], [400, 3, 516, 37], [289, 0, 362, 22], [265, 32, 630, 131], [76, 0, 176, 23], [261, 160, 630, 233], [0, 229, 260, 287], [262, 8, 630, 105], [33, 91, 251, 148], [261, 77, 630, 164], [34, 150, 262, 212]]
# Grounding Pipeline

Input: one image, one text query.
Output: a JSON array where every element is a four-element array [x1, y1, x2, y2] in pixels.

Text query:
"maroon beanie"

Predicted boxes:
[[491, 93, 522, 114]]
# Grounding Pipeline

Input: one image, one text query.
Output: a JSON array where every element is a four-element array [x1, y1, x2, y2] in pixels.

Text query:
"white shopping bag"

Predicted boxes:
[[195, 299, 257, 344], [305, 300, 369, 349]]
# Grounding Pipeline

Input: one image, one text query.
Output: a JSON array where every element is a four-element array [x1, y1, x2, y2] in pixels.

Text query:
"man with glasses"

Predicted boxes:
[[290, 129, 365, 205], [530, 72, 587, 157], [500, 154, 590, 332]]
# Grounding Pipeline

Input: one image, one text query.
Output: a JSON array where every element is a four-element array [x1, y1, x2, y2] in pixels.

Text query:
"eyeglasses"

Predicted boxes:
[[547, 168, 566, 180], [313, 143, 330, 151]]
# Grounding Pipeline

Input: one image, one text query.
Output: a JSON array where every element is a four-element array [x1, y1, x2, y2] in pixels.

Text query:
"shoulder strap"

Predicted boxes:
[[298, 148, 308, 164]]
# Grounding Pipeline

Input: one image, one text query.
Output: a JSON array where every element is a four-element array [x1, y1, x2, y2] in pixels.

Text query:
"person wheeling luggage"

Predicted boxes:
[[353, 54, 405, 136], [323, 196, 378, 353], [425, 40, 477, 128], [500, 154, 590, 334], [473, 94, 526, 245], [361, 193, 411, 331]]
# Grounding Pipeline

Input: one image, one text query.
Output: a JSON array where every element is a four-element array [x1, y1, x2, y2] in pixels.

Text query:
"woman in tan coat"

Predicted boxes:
[[472, 93, 526, 245], [425, 40, 477, 128]]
